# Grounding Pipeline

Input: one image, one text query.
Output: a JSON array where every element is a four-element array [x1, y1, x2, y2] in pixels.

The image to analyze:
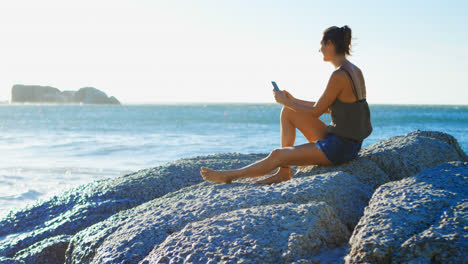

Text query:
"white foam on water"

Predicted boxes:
[[0, 166, 133, 219]]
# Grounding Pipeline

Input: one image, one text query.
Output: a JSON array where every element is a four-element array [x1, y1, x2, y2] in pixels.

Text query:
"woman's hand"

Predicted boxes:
[[283, 90, 296, 101], [273, 90, 291, 106]]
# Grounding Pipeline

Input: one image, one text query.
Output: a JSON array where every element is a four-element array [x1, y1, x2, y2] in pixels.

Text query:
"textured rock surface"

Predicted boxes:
[[0, 131, 466, 263], [345, 161, 468, 263], [0, 153, 267, 259], [10, 84, 120, 104], [141, 202, 349, 264], [65, 171, 371, 263], [14, 235, 71, 264]]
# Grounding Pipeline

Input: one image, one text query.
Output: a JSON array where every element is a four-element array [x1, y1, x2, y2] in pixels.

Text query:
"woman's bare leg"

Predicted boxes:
[[200, 142, 331, 183], [200, 106, 330, 184], [256, 106, 328, 184]]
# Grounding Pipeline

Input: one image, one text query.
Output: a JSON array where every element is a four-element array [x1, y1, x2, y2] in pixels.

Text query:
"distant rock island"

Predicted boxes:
[[11, 85, 120, 105]]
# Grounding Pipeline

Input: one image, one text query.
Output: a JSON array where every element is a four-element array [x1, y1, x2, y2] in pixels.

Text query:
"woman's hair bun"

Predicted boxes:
[[342, 25, 352, 47], [322, 25, 353, 55]]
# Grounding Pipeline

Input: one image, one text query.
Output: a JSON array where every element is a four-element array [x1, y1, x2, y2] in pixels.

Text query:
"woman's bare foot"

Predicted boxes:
[[255, 167, 291, 185], [200, 167, 237, 184]]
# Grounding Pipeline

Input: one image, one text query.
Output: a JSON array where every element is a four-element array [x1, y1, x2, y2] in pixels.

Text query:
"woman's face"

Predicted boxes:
[[319, 39, 334, 62]]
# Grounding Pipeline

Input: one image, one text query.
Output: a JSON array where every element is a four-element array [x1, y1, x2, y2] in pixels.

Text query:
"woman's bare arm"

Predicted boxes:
[[281, 70, 344, 116], [289, 97, 330, 114]]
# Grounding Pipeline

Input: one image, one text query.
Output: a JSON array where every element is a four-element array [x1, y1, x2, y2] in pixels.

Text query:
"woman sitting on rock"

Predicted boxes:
[[201, 25, 372, 184]]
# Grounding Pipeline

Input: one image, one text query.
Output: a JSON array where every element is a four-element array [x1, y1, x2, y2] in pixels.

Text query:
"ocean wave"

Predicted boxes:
[[0, 189, 43, 201]]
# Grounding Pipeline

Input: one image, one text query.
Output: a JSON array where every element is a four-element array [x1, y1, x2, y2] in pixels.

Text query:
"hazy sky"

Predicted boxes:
[[0, 0, 466, 104]]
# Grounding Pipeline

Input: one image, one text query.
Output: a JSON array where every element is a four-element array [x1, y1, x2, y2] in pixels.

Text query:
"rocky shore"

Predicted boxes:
[[0, 130, 466, 263]]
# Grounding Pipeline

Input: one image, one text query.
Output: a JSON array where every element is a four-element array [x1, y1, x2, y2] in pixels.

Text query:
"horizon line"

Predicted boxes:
[[3, 101, 467, 107]]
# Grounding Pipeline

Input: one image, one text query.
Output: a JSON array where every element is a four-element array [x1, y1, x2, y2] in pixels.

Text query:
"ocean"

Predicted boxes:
[[0, 103, 467, 218]]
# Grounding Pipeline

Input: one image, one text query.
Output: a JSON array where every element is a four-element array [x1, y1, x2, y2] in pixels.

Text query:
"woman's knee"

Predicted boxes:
[[281, 105, 294, 115], [269, 148, 282, 159], [268, 148, 290, 164], [281, 106, 296, 122]]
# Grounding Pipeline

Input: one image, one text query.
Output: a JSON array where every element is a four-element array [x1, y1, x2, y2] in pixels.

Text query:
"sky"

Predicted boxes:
[[0, 0, 467, 104]]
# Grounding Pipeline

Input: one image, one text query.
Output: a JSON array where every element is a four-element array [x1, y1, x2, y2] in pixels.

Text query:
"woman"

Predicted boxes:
[[200, 25, 372, 184]]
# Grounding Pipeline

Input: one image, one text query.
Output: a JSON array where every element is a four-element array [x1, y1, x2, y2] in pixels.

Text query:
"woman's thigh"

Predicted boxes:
[[275, 142, 332, 166], [282, 107, 328, 142]]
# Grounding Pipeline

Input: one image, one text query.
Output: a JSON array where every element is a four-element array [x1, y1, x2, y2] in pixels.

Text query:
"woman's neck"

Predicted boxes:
[[331, 55, 348, 69]]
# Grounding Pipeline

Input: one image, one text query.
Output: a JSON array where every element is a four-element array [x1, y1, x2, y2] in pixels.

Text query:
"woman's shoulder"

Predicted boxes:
[[336, 63, 364, 82], [337, 62, 362, 73]]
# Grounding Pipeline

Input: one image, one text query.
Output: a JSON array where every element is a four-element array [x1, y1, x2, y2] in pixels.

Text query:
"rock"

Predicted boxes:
[[141, 202, 349, 264], [108, 96, 120, 105], [74, 87, 119, 104], [396, 199, 467, 263], [296, 158, 389, 189], [345, 161, 468, 264], [0, 153, 267, 259], [358, 130, 464, 181], [10, 85, 120, 104], [0, 131, 466, 263], [11, 85, 61, 103], [13, 235, 71, 264], [61, 90, 77, 103], [0, 257, 24, 264], [65, 171, 370, 263]]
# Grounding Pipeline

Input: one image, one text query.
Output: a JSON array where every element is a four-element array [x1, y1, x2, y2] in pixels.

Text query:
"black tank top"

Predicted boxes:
[[327, 67, 373, 142]]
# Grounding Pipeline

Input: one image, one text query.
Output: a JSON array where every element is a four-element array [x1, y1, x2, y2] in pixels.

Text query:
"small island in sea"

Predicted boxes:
[[11, 84, 120, 105]]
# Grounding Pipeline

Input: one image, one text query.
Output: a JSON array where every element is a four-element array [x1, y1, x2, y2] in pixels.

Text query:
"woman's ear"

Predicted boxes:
[[326, 40, 335, 53]]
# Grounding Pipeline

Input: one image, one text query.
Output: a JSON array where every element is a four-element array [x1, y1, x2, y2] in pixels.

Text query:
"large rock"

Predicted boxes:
[[11, 85, 62, 103], [345, 161, 468, 263], [13, 235, 71, 264], [65, 171, 370, 263], [141, 202, 349, 264], [0, 153, 267, 260], [10, 85, 120, 104], [74, 87, 114, 104], [0, 131, 466, 263]]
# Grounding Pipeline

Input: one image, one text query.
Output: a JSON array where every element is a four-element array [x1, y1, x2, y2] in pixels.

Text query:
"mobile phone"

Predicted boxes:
[[271, 81, 280, 92]]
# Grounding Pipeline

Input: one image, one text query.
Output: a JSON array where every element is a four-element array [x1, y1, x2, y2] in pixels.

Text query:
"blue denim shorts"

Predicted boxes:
[[315, 133, 362, 166]]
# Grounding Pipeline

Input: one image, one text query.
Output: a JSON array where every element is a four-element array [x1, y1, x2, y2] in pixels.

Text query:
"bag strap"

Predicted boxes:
[[341, 68, 360, 101]]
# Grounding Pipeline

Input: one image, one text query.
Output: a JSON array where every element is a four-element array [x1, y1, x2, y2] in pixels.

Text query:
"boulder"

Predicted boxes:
[[141, 202, 349, 264], [0, 153, 267, 259], [65, 171, 370, 263], [345, 161, 468, 263], [13, 235, 71, 264]]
